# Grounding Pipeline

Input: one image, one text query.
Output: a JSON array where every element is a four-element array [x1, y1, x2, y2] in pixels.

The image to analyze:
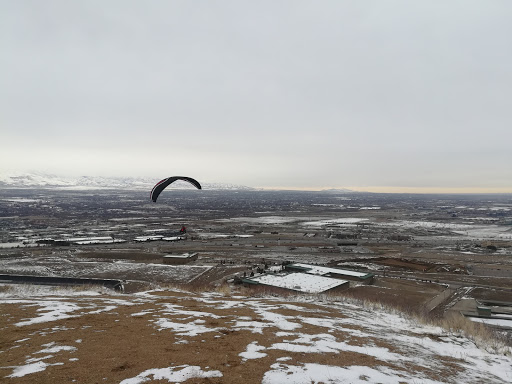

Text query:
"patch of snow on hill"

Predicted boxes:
[[1, 288, 511, 383], [120, 365, 223, 384]]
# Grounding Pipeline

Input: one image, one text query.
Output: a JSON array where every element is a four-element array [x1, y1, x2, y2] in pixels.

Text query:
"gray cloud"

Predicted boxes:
[[1, 1, 511, 190]]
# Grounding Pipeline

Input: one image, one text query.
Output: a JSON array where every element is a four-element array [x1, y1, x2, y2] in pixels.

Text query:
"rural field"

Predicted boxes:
[[1, 188, 512, 383]]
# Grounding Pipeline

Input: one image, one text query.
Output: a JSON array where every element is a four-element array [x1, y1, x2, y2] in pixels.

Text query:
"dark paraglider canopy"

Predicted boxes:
[[150, 176, 202, 202]]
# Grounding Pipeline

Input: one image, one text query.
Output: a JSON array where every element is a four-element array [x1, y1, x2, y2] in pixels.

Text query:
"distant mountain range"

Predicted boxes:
[[320, 188, 358, 193], [0, 172, 358, 193], [0, 172, 255, 191]]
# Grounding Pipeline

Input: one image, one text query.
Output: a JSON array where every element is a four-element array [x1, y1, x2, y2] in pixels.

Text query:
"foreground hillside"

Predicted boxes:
[[1, 285, 511, 384]]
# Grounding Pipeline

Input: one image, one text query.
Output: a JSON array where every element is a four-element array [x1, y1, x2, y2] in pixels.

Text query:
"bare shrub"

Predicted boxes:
[[213, 284, 233, 296], [70, 284, 108, 293], [439, 313, 510, 354], [272, 288, 511, 356], [176, 280, 234, 296], [116, 279, 512, 355], [181, 279, 214, 293], [0, 284, 11, 293]]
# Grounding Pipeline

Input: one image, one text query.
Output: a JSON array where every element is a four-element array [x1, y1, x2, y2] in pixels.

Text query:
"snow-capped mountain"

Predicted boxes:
[[0, 172, 76, 187], [0, 172, 254, 191]]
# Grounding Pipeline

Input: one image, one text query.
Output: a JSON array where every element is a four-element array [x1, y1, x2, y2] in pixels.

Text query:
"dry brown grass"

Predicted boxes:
[[243, 285, 512, 356], [188, 281, 512, 355], [331, 292, 512, 355], [438, 312, 511, 354], [64, 276, 512, 357], [2, 282, 510, 384], [0, 288, 413, 384]]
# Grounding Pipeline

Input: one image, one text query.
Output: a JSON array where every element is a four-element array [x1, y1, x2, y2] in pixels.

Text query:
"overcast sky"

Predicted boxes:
[[1, 1, 511, 192]]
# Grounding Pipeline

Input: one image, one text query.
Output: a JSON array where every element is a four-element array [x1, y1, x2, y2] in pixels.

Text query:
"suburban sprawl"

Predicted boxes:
[[1, 184, 511, 383]]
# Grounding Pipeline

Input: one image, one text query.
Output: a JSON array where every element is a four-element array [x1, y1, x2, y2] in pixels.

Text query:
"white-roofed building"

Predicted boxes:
[[242, 272, 349, 294], [285, 263, 374, 284], [163, 252, 198, 265]]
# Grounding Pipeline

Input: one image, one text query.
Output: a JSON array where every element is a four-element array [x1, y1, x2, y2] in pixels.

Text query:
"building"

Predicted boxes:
[[242, 272, 349, 295], [163, 252, 198, 265], [162, 236, 184, 242], [134, 235, 164, 242], [285, 263, 374, 284], [36, 236, 126, 246]]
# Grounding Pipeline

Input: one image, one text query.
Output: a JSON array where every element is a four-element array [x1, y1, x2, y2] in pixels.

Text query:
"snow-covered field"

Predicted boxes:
[[1, 285, 511, 383], [296, 216, 512, 240], [217, 216, 305, 224], [301, 218, 369, 227], [0, 255, 210, 283]]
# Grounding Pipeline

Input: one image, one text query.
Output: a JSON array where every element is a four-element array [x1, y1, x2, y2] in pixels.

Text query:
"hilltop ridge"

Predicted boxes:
[[0, 285, 511, 383]]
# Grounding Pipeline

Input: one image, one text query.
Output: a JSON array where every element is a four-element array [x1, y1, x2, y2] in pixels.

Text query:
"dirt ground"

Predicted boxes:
[[344, 278, 444, 312], [0, 289, 469, 384], [470, 288, 512, 303]]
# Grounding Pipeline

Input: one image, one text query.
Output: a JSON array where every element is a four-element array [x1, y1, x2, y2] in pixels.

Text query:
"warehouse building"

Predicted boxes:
[[163, 252, 198, 265], [242, 272, 349, 295], [285, 263, 374, 284]]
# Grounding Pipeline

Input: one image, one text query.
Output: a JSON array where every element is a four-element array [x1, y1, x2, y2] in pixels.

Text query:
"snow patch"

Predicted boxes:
[[119, 365, 223, 384], [239, 342, 267, 360]]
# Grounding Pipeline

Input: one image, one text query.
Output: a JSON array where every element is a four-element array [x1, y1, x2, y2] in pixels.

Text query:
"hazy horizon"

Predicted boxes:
[[1, 169, 512, 194], [2, 1, 511, 193]]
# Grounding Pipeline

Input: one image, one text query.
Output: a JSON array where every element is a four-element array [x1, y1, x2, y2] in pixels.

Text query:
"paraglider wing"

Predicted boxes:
[[150, 176, 202, 202]]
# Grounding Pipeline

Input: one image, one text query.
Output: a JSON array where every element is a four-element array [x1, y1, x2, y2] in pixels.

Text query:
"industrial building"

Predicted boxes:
[[163, 252, 198, 265], [242, 272, 349, 295], [285, 263, 374, 284]]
